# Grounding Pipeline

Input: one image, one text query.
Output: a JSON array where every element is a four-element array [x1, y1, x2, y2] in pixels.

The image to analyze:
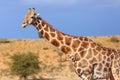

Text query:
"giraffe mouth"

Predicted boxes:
[[22, 23, 27, 28]]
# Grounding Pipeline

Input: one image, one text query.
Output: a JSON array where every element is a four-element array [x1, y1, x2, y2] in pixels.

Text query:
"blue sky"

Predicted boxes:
[[0, 0, 120, 39]]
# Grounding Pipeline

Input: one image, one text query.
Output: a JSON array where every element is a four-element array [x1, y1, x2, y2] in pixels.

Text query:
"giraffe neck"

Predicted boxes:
[[31, 17, 91, 55]]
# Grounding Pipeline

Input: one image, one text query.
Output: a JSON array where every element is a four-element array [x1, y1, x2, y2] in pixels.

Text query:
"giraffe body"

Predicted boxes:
[[22, 8, 120, 80]]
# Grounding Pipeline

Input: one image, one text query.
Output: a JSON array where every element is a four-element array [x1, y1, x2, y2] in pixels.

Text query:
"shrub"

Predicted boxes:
[[10, 52, 41, 80], [0, 38, 10, 43], [43, 47, 49, 50], [110, 36, 119, 43], [96, 42, 102, 46]]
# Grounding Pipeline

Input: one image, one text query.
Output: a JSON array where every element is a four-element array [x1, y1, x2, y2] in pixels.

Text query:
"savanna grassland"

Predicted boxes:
[[0, 36, 120, 80]]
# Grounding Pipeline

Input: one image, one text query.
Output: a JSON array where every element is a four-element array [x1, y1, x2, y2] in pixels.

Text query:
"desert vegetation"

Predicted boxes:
[[10, 52, 41, 80], [0, 38, 10, 43], [110, 36, 119, 43], [0, 36, 120, 80]]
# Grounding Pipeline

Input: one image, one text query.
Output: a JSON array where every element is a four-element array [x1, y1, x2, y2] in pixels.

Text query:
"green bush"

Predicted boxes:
[[110, 36, 119, 43], [0, 38, 10, 43], [10, 52, 41, 80]]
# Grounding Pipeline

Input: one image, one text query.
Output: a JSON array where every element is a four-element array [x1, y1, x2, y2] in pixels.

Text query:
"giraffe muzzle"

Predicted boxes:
[[22, 23, 27, 28]]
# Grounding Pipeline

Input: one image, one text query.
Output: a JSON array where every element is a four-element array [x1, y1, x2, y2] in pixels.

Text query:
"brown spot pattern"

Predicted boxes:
[[78, 59, 88, 68], [104, 67, 107, 72], [44, 32, 50, 40], [36, 19, 40, 23], [74, 53, 80, 61], [84, 38, 89, 41], [80, 50, 86, 57], [65, 37, 72, 46], [40, 30, 44, 35], [72, 40, 80, 51], [91, 43, 96, 48], [79, 37, 84, 41], [107, 49, 112, 56], [102, 51, 106, 55], [111, 55, 114, 60], [38, 24, 42, 30], [89, 57, 97, 64], [50, 33, 55, 37], [50, 26, 55, 32], [78, 47, 84, 52], [105, 63, 110, 67], [107, 58, 110, 62], [102, 61, 105, 64], [51, 39, 60, 47], [41, 21, 44, 26], [61, 46, 71, 54], [57, 31, 63, 40], [44, 25, 49, 31], [81, 42, 89, 48], [96, 46, 102, 52]]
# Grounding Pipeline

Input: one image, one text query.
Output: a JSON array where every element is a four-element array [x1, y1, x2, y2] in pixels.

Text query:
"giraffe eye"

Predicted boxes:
[[31, 17, 34, 19], [26, 20, 29, 24], [31, 16, 35, 20]]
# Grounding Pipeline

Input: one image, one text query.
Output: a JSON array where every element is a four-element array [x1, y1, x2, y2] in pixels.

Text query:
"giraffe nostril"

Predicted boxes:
[[22, 23, 27, 28]]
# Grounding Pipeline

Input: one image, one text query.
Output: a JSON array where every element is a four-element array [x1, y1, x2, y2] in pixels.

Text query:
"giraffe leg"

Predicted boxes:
[[112, 68, 120, 80], [90, 72, 114, 80], [81, 69, 93, 80], [109, 70, 115, 80], [75, 67, 93, 80], [95, 69, 115, 80]]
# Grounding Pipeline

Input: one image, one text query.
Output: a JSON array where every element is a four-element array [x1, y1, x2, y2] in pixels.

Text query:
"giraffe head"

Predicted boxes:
[[22, 8, 39, 28]]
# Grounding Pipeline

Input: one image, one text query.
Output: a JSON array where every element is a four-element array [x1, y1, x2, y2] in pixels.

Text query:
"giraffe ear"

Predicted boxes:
[[28, 8, 31, 12], [26, 8, 31, 15], [31, 8, 35, 14], [34, 13, 40, 18], [32, 8, 35, 10], [37, 13, 40, 16]]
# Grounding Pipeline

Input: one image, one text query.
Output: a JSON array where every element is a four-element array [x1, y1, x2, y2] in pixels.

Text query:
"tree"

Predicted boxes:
[[10, 52, 41, 80]]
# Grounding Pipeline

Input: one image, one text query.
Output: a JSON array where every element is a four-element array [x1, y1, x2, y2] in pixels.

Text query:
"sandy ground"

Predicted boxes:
[[0, 36, 120, 80]]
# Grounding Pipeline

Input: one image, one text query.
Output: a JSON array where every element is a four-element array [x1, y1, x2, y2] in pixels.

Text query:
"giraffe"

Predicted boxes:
[[112, 49, 120, 80], [21, 8, 120, 80]]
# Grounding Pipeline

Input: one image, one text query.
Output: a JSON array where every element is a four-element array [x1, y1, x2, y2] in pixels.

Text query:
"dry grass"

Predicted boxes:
[[0, 36, 120, 80]]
